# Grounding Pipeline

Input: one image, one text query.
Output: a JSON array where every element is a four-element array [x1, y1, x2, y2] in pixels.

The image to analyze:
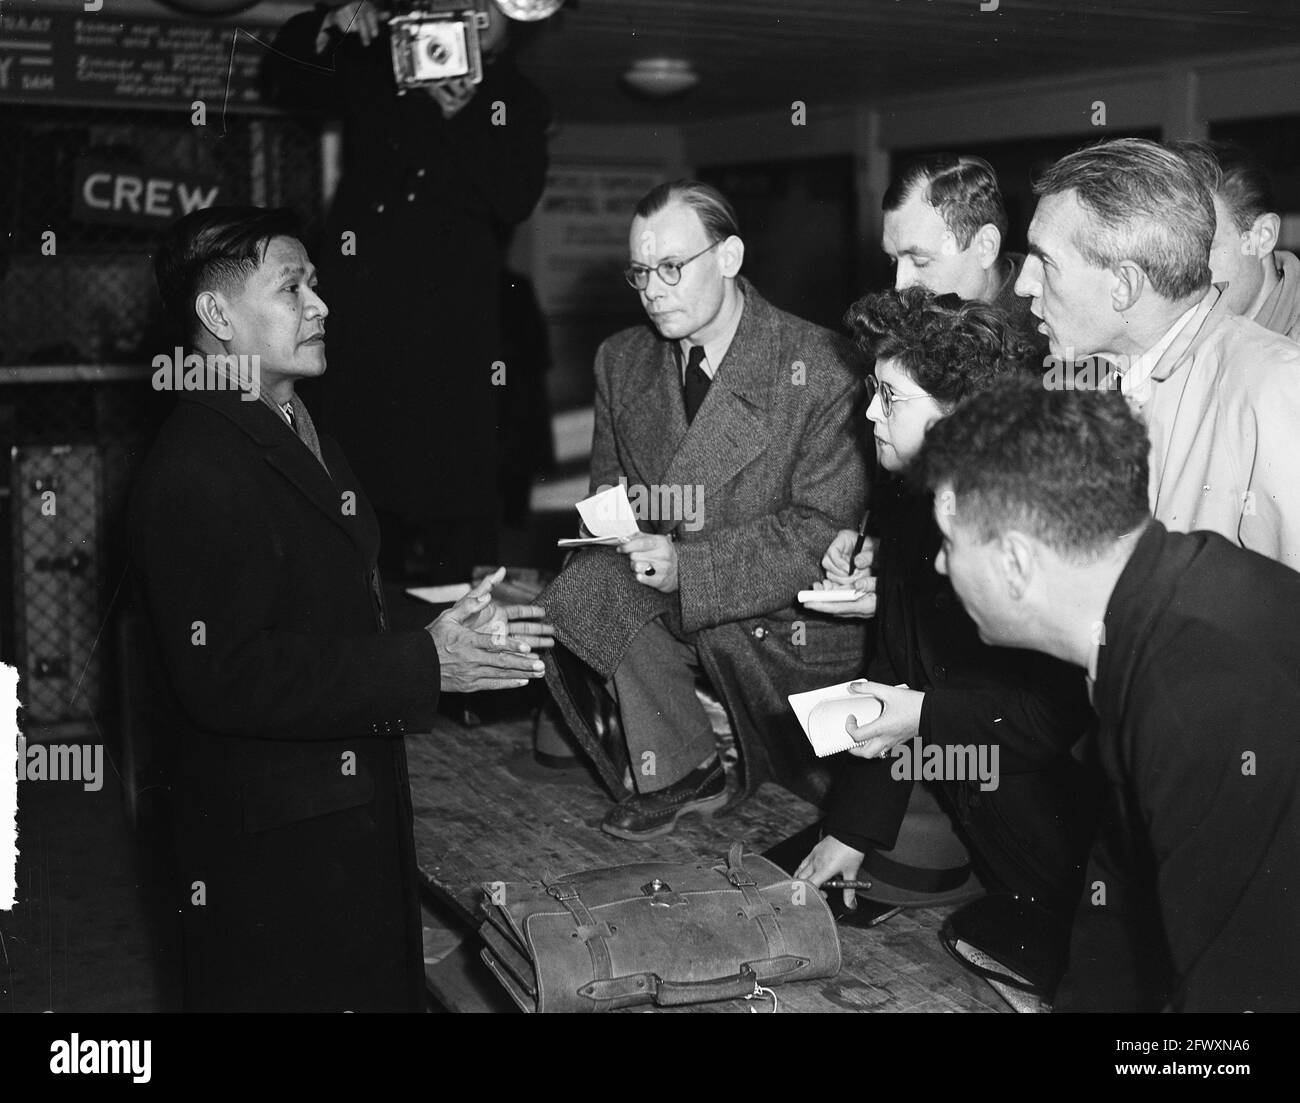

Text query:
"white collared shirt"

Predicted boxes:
[[1085, 635, 1101, 706], [677, 290, 746, 384], [1116, 301, 1201, 412]]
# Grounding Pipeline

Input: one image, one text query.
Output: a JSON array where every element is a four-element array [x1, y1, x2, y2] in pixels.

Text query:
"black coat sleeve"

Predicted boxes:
[[263, 7, 352, 112], [821, 612, 911, 852], [131, 455, 441, 743], [822, 756, 914, 853]]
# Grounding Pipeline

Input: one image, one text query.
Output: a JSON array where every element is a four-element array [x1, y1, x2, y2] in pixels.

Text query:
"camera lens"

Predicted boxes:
[[426, 40, 449, 64]]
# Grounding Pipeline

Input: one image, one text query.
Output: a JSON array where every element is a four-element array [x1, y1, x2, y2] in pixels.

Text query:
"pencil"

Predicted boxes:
[[850, 512, 869, 563]]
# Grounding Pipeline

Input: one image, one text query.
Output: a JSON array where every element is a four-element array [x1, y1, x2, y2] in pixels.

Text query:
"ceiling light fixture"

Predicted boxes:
[[495, 0, 567, 20], [623, 57, 699, 98]]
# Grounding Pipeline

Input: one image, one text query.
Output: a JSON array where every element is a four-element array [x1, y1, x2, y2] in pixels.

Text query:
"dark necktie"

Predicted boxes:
[[682, 344, 710, 424]]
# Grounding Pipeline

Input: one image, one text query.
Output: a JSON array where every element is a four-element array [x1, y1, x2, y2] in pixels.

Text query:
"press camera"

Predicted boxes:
[[388, 1, 489, 90], [387, 0, 563, 91]]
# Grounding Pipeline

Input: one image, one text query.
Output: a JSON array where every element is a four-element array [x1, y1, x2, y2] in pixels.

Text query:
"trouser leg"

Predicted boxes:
[[941, 762, 1092, 919], [609, 617, 715, 793]]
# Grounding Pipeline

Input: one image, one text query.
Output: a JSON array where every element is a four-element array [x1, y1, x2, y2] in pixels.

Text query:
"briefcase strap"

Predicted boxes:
[[545, 882, 614, 983], [725, 843, 790, 961], [577, 956, 811, 1007]]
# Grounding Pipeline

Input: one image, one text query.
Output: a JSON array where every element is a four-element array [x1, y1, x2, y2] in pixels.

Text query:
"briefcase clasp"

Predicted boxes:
[[641, 878, 686, 907]]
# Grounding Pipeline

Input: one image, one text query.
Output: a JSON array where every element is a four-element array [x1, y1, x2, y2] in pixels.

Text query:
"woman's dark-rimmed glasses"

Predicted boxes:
[[864, 373, 932, 418]]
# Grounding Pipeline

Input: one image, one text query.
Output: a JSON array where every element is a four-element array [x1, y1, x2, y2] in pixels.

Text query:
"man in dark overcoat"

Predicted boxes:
[[132, 206, 547, 1010], [542, 180, 870, 839]]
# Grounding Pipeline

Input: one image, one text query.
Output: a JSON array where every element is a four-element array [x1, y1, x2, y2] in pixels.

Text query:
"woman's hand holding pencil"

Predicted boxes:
[[802, 519, 878, 618]]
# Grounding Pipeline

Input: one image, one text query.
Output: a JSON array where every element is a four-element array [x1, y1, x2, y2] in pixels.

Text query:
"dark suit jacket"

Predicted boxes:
[[1056, 522, 1300, 1012], [824, 483, 1092, 896], [542, 280, 870, 799], [129, 387, 442, 1011]]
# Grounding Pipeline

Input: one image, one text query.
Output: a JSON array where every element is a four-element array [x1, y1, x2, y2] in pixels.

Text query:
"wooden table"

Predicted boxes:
[[405, 716, 1009, 1013]]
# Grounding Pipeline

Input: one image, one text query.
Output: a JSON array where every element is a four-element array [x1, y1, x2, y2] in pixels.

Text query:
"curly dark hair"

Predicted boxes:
[[919, 376, 1151, 559], [843, 286, 1038, 408]]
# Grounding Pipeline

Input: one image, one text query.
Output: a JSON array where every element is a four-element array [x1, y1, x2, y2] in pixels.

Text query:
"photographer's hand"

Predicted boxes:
[[321, 0, 384, 50], [424, 76, 477, 119]]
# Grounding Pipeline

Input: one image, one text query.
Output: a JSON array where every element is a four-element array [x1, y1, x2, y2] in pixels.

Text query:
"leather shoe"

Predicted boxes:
[[601, 758, 728, 840]]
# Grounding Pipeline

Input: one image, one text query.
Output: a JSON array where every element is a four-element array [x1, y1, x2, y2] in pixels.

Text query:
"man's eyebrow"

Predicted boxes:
[[1026, 243, 1051, 263], [273, 263, 317, 281]]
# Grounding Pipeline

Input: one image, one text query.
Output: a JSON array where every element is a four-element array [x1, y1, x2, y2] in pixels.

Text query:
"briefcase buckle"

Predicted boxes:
[[640, 878, 686, 907]]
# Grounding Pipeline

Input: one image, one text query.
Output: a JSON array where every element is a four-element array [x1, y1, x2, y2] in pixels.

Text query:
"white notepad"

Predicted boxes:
[[787, 680, 895, 757], [405, 583, 472, 605], [556, 484, 641, 547], [556, 535, 626, 548]]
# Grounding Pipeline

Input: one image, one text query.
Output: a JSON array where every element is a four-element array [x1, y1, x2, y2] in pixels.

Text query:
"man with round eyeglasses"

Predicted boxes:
[[624, 238, 723, 291], [539, 179, 869, 838]]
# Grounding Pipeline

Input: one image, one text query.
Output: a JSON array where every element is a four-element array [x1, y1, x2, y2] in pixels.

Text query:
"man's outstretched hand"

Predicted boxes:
[[428, 571, 548, 693], [459, 566, 556, 651]]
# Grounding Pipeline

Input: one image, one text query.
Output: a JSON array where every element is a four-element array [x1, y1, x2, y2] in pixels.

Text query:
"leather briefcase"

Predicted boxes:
[[477, 842, 841, 1012]]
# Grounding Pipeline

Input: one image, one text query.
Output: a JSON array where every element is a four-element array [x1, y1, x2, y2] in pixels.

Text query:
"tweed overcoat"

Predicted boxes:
[[542, 280, 871, 799]]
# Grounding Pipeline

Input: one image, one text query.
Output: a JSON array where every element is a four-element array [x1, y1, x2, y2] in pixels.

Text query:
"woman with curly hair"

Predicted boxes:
[[796, 287, 1095, 927]]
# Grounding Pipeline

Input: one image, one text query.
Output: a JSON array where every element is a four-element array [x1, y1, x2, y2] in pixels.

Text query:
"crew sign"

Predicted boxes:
[[73, 159, 221, 228]]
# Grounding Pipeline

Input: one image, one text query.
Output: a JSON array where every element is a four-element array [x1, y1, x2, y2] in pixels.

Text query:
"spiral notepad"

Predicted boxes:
[[787, 680, 889, 757]]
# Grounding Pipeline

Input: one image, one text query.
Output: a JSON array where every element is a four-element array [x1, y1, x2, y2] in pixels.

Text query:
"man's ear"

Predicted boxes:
[[717, 235, 745, 279], [1250, 212, 1281, 261], [195, 291, 234, 343], [973, 223, 1002, 271], [1111, 259, 1146, 313], [1000, 530, 1036, 601]]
